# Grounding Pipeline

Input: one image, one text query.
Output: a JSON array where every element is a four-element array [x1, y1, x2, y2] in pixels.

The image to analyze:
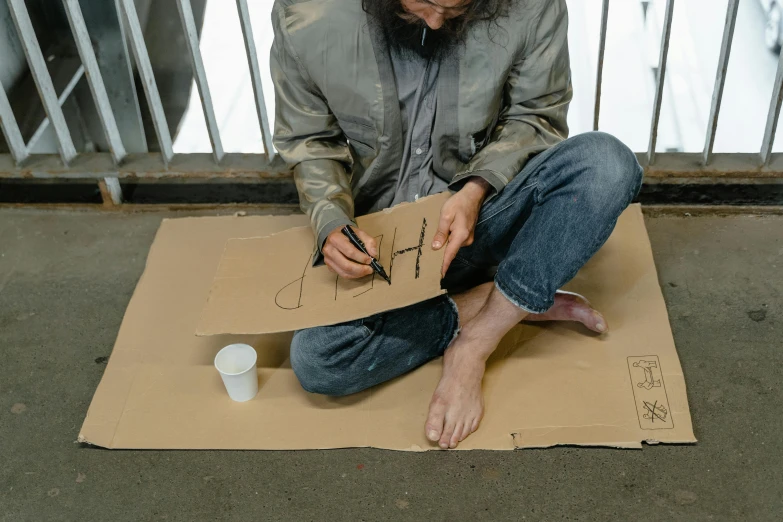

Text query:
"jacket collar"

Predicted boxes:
[[367, 18, 403, 165]]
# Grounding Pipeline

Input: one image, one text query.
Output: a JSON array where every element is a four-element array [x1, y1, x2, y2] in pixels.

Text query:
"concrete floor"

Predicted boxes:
[[0, 208, 780, 521]]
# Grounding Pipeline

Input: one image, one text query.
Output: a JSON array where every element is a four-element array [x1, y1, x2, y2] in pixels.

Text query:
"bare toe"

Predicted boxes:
[[440, 417, 457, 449], [459, 422, 472, 442], [583, 310, 607, 333], [449, 421, 464, 449], [425, 396, 446, 442]]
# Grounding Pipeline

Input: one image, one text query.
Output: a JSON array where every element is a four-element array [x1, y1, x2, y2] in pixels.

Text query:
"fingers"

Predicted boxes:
[[433, 199, 477, 276], [323, 234, 374, 279], [324, 247, 374, 278], [432, 207, 454, 250], [354, 228, 378, 258], [441, 229, 469, 277], [331, 233, 373, 264]]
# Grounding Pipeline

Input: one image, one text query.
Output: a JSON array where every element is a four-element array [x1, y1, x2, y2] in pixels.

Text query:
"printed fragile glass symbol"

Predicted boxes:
[[642, 401, 668, 422], [633, 360, 661, 390]]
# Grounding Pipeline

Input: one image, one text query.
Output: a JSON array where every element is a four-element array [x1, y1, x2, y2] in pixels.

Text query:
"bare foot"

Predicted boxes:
[[425, 331, 487, 449], [524, 290, 607, 333]]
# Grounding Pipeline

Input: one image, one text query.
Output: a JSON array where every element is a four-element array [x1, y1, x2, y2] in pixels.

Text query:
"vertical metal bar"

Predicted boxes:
[[593, 0, 610, 131], [762, 42, 783, 165], [0, 82, 29, 164], [236, 0, 276, 160], [703, 0, 739, 166], [7, 0, 77, 165], [118, 0, 174, 164], [176, 0, 224, 163], [647, 0, 676, 166], [63, 0, 125, 204], [98, 177, 123, 205], [63, 0, 127, 164], [65, 0, 149, 156]]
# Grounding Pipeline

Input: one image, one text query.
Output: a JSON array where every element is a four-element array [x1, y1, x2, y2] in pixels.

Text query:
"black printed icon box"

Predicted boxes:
[[627, 355, 674, 430]]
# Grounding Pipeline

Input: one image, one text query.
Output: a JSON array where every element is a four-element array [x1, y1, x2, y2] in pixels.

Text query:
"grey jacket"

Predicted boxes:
[[270, 0, 572, 248]]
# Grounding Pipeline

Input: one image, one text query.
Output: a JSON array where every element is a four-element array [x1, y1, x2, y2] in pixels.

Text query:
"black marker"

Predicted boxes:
[[341, 225, 391, 285]]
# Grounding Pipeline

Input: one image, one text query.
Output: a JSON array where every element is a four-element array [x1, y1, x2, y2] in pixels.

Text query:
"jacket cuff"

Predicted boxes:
[[448, 170, 505, 202]]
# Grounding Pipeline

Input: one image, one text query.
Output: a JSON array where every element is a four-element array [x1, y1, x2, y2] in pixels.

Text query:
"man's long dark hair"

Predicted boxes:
[[362, 0, 513, 57]]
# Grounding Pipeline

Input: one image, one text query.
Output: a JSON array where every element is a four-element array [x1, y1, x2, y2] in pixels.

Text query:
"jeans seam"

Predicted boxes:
[[533, 172, 546, 205], [493, 277, 549, 314], [551, 210, 623, 307], [452, 254, 481, 269], [444, 296, 461, 349], [476, 181, 536, 226], [527, 146, 565, 205], [357, 317, 375, 337], [632, 165, 644, 199]]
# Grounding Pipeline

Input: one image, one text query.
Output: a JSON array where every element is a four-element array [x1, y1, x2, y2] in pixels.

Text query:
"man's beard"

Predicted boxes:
[[364, 1, 463, 59]]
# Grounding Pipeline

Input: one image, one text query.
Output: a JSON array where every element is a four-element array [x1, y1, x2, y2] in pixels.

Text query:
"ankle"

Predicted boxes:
[[451, 282, 493, 325], [445, 347, 488, 373], [448, 330, 495, 365], [460, 320, 503, 346]]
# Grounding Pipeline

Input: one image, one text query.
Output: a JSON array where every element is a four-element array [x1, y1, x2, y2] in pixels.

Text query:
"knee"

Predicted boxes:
[[290, 329, 354, 396], [570, 132, 643, 202]]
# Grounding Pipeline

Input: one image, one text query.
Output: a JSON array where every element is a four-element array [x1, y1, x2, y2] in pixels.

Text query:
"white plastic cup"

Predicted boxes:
[[214, 343, 258, 402]]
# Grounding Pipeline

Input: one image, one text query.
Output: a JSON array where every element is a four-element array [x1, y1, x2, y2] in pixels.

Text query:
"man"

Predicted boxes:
[[270, 0, 643, 449]]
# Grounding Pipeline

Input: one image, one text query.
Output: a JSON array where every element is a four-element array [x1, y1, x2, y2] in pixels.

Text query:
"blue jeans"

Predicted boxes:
[[290, 132, 644, 396]]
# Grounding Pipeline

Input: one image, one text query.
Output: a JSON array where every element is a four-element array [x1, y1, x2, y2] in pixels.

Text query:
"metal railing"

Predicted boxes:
[[0, 0, 276, 205], [592, 0, 783, 172], [0, 0, 781, 207]]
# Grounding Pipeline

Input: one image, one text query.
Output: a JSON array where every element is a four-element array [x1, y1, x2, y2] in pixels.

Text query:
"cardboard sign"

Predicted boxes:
[[196, 192, 449, 335]]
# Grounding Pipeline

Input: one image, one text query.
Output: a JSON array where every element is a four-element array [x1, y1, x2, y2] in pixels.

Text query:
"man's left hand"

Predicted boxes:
[[432, 178, 492, 277]]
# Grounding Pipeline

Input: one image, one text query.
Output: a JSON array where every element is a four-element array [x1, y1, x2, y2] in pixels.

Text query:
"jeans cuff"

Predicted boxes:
[[493, 277, 551, 315], [445, 295, 461, 348]]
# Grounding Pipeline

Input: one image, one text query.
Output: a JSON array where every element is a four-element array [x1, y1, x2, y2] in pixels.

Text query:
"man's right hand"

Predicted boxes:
[[322, 227, 379, 279]]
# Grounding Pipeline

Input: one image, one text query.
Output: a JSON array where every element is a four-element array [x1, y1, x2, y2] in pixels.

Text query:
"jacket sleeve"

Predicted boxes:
[[270, 2, 355, 252], [449, 0, 572, 198]]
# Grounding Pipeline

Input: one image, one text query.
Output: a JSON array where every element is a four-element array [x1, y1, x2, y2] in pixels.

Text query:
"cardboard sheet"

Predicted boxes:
[[197, 192, 449, 335], [79, 205, 696, 450]]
